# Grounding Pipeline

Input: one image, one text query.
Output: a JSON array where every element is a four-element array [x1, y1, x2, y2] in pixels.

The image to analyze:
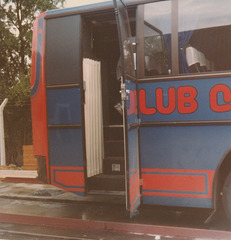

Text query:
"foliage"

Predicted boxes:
[[144, 35, 169, 74], [0, 0, 65, 166], [0, 0, 65, 91]]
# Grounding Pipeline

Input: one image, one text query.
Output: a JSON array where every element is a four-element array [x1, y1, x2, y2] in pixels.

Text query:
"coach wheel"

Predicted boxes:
[[222, 172, 231, 221]]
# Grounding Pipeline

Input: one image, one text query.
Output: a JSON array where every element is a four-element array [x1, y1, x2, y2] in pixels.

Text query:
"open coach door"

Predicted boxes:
[[113, 0, 141, 217], [45, 14, 85, 196]]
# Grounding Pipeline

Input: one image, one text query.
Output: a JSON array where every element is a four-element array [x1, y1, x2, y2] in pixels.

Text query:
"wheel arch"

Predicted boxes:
[[212, 147, 231, 209]]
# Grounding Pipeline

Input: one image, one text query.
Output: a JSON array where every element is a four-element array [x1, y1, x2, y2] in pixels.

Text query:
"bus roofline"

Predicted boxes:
[[44, 0, 155, 20]]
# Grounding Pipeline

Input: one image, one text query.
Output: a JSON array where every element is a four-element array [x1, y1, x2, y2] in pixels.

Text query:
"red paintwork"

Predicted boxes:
[[142, 169, 215, 198], [50, 166, 85, 193], [129, 170, 140, 212], [31, 12, 50, 182]]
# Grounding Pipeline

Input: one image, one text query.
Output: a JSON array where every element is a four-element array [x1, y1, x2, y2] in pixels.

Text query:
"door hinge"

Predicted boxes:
[[139, 179, 144, 186], [120, 82, 129, 101]]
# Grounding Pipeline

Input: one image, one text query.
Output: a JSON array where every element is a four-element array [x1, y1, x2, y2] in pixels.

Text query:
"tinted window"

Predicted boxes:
[[179, 0, 231, 73], [45, 15, 81, 85], [143, 0, 231, 77]]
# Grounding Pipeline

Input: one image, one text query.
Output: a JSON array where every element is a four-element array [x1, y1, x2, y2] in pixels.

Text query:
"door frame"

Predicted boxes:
[[113, 0, 141, 217]]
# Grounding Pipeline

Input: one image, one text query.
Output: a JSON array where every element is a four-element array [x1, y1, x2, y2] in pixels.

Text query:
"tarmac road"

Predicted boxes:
[[0, 223, 163, 240], [0, 182, 231, 239]]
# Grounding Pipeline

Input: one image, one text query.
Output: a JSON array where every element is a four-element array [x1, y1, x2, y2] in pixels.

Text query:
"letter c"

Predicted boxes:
[[210, 84, 231, 112]]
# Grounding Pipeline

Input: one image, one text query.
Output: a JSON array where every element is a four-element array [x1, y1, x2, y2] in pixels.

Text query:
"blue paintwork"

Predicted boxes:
[[48, 128, 83, 167], [143, 195, 212, 208], [139, 121, 231, 208], [126, 80, 141, 216], [38, 17, 44, 31], [138, 76, 231, 208], [140, 125, 231, 170], [47, 87, 84, 181], [128, 128, 139, 171], [126, 80, 138, 125], [45, 0, 152, 19], [139, 77, 231, 122], [47, 88, 81, 125]]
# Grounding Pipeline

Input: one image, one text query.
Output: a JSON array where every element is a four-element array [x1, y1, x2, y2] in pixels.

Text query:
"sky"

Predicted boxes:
[[64, 0, 109, 8], [144, 0, 231, 34]]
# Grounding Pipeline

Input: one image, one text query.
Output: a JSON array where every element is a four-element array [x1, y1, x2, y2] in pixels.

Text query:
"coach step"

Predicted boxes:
[[88, 174, 125, 192]]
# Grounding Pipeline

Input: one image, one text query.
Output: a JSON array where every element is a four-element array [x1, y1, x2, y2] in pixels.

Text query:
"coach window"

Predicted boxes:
[[45, 15, 81, 86], [142, 0, 231, 78], [143, 1, 171, 77], [179, 0, 231, 74]]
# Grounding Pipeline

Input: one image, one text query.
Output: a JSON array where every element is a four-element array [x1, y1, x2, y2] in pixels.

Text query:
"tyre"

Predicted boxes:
[[222, 172, 231, 221]]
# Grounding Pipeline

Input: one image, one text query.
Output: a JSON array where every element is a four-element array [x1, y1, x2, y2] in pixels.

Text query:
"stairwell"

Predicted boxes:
[[88, 125, 125, 192]]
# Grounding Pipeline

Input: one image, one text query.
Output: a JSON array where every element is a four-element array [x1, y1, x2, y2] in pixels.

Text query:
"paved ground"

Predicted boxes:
[[0, 177, 231, 239]]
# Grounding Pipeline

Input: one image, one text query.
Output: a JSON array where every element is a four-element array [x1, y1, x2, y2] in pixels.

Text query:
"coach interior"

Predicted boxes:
[[82, 9, 136, 194]]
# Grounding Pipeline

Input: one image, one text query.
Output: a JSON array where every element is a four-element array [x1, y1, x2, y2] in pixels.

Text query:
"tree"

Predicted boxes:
[[0, 0, 65, 166], [0, 0, 65, 95]]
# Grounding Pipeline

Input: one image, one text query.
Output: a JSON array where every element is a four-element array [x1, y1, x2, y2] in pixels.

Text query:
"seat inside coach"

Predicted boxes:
[[184, 25, 231, 73], [143, 21, 231, 76], [82, 10, 136, 193]]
